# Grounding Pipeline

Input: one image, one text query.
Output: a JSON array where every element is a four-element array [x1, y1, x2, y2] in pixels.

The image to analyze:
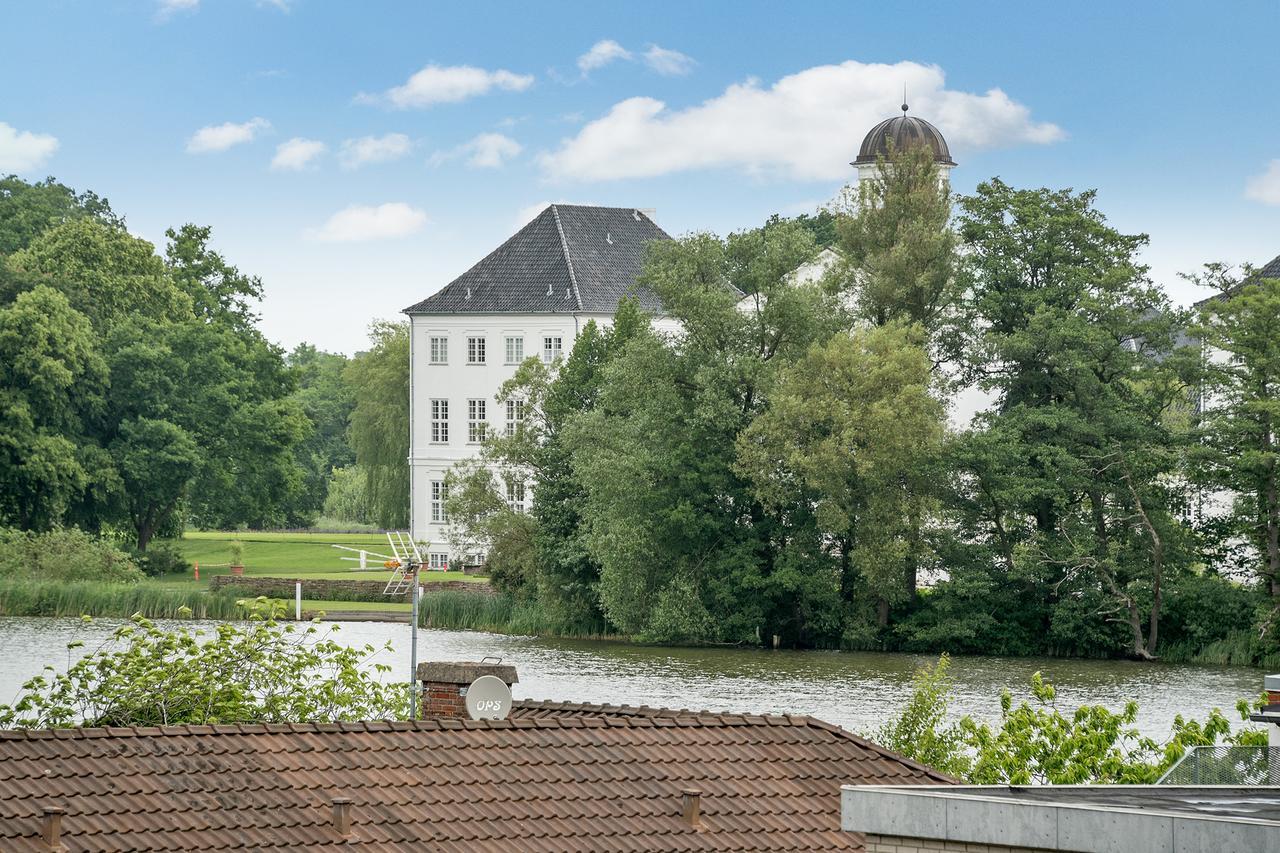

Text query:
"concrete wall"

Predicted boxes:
[[865, 834, 1054, 853]]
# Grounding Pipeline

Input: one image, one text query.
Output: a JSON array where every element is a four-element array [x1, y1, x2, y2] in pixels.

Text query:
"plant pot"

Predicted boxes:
[[229, 564, 244, 576]]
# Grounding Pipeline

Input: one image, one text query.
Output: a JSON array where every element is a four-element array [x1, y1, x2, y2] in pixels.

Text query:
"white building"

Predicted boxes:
[[403, 204, 678, 564], [403, 109, 960, 565]]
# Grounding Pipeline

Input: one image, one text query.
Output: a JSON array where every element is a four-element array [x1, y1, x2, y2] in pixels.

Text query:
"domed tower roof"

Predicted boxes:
[[853, 103, 956, 167]]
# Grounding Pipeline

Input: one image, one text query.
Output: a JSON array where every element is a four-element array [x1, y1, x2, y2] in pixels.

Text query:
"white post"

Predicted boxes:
[[360, 550, 367, 571], [295, 581, 301, 620]]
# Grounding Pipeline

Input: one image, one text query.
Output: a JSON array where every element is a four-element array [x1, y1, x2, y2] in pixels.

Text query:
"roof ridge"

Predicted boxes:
[[549, 203, 582, 311]]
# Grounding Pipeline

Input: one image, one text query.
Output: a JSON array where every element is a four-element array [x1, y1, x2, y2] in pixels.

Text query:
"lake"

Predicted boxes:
[[0, 616, 1265, 740]]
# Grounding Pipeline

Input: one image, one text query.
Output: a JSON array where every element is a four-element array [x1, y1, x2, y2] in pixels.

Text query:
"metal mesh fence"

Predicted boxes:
[[1158, 746, 1280, 785]]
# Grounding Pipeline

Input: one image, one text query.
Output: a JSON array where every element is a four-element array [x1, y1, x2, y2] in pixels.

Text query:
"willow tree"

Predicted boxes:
[[346, 321, 409, 529]]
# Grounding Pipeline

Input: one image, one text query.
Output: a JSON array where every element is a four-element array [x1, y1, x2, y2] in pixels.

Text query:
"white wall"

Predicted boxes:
[[408, 310, 679, 562]]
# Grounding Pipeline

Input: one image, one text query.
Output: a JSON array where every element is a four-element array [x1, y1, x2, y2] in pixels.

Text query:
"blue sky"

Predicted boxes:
[[3, 0, 1278, 354]]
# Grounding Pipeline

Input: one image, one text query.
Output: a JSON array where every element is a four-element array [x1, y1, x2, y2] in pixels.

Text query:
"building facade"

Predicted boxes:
[[403, 204, 677, 563]]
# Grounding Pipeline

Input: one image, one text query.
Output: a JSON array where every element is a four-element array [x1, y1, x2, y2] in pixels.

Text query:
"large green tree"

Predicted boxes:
[[283, 345, 355, 525], [951, 180, 1198, 659], [346, 321, 409, 529]]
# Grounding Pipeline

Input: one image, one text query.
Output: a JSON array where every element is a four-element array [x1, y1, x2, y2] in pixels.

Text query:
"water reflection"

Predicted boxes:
[[0, 617, 1262, 740]]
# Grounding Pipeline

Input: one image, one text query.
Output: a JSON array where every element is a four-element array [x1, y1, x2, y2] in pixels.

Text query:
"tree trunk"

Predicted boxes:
[[876, 596, 890, 628], [1121, 464, 1164, 656], [1089, 488, 1154, 660]]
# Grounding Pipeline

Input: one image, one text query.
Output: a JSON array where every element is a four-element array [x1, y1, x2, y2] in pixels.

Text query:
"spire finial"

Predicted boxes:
[[901, 84, 908, 115]]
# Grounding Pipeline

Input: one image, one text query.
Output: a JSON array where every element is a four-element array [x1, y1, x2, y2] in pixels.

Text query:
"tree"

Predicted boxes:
[[833, 142, 959, 334], [737, 324, 944, 629], [8, 217, 191, 330], [284, 345, 356, 525], [0, 175, 120, 258], [0, 286, 106, 529], [111, 418, 199, 549], [953, 180, 1199, 660], [1192, 266, 1280, 619], [346, 321, 409, 529], [443, 458, 538, 598], [0, 605, 408, 728], [165, 223, 265, 329]]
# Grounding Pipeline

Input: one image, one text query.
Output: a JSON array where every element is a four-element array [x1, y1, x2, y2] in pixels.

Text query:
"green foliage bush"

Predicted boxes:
[[0, 527, 143, 583], [130, 540, 189, 577], [0, 601, 408, 727], [877, 656, 1267, 784]]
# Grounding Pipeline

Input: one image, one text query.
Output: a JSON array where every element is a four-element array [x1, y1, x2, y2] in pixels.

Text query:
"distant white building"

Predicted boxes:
[[403, 109, 961, 565], [402, 204, 679, 564]]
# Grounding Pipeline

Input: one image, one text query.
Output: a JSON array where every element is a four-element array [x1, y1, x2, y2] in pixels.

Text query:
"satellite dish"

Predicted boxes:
[[465, 675, 513, 720]]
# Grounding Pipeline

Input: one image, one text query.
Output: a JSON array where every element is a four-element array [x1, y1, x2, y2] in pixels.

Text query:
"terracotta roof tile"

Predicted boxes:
[[0, 705, 952, 850]]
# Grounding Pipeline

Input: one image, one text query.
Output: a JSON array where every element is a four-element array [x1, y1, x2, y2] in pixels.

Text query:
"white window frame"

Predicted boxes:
[[505, 399, 526, 436], [505, 335, 524, 365], [467, 399, 487, 444], [467, 336, 486, 365], [542, 335, 562, 364], [430, 399, 449, 443], [506, 479, 526, 514], [429, 335, 448, 365], [430, 481, 448, 523], [428, 553, 449, 570]]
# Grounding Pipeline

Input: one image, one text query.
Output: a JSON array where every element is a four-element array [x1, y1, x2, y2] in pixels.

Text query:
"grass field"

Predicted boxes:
[[154, 531, 484, 588]]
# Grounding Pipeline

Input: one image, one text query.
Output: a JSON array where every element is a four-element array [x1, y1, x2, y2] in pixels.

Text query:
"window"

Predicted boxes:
[[542, 335, 562, 363], [430, 481, 449, 523], [505, 399, 526, 436], [505, 336, 524, 364], [467, 399, 487, 443], [428, 553, 449, 570], [430, 399, 449, 443], [467, 336, 486, 364], [506, 479, 526, 514], [429, 336, 448, 364]]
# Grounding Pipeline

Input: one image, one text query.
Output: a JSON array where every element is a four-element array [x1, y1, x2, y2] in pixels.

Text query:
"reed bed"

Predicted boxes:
[[0, 580, 245, 620]]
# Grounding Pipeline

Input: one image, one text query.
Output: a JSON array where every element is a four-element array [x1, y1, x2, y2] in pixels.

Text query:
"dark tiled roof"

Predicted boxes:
[[0, 707, 951, 851], [1193, 253, 1280, 308], [404, 204, 671, 315]]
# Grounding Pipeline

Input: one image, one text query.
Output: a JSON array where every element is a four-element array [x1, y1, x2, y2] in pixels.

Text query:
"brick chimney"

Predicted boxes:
[[417, 661, 518, 719]]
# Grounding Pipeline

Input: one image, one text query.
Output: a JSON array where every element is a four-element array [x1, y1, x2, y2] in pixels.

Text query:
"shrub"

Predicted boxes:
[[132, 541, 190, 577], [0, 527, 143, 583]]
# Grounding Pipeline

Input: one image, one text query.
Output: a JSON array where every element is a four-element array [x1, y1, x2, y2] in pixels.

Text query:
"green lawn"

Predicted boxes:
[[145, 531, 486, 592]]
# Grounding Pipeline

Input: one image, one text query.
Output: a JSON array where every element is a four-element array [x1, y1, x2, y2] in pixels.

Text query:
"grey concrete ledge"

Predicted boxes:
[[417, 661, 519, 685], [841, 785, 1280, 853]]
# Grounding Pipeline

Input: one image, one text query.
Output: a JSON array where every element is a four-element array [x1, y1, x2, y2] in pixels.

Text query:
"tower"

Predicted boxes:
[[852, 100, 956, 189]]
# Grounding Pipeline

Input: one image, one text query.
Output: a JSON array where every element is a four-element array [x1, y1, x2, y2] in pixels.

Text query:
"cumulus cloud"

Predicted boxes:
[[339, 133, 412, 169], [429, 133, 523, 169], [309, 203, 428, 242], [186, 117, 270, 153], [155, 0, 198, 21], [358, 65, 533, 109], [643, 45, 695, 76], [539, 60, 1063, 182], [1245, 160, 1280, 206], [271, 137, 325, 170], [578, 40, 632, 73], [0, 122, 59, 173]]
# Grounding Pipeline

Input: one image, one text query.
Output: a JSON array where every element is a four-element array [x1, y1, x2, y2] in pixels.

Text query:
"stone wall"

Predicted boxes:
[[210, 575, 494, 603], [864, 834, 1059, 853]]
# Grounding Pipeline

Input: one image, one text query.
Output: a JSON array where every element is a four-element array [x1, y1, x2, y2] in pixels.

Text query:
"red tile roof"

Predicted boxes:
[[0, 704, 952, 851]]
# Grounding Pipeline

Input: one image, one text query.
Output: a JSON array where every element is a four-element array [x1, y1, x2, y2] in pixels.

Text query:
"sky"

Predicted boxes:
[[3, 0, 1279, 355]]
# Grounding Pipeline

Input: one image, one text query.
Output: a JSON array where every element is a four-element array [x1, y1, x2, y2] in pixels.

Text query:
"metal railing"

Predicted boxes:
[[1158, 746, 1280, 785]]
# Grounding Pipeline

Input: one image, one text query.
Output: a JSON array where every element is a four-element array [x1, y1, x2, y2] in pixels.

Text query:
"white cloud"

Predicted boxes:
[[257, 0, 292, 10], [186, 117, 271, 153], [643, 45, 695, 76], [339, 133, 412, 169], [358, 65, 533, 109], [155, 0, 198, 21], [271, 137, 325, 170], [1245, 160, 1280, 206], [539, 60, 1063, 182], [0, 122, 59, 173], [309, 203, 428, 243], [429, 133, 523, 169], [578, 39, 632, 73]]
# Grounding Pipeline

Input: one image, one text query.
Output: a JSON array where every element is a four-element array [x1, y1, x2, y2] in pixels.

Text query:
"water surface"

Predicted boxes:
[[0, 616, 1263, 740]]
